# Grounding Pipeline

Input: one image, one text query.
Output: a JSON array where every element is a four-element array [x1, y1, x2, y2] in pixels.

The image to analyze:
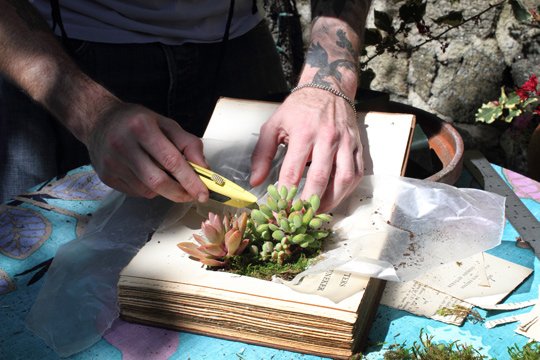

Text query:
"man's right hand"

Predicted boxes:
[[86, 102, 209, 203]]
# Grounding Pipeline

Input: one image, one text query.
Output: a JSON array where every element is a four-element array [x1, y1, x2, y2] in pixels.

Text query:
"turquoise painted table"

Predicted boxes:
[[1, 164, 539, 359]]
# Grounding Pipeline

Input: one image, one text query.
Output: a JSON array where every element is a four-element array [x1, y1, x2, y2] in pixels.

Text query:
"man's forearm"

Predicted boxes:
[[0, 0, 118, 143], [300, 0, 372, 97]]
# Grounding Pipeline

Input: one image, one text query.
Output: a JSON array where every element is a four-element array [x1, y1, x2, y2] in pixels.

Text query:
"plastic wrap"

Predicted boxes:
[[26, 138, 283, 357], [288, 175, 505, 285]]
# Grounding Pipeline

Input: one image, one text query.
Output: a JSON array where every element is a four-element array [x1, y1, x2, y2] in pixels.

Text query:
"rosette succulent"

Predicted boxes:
[[177, 212, 250, 267]]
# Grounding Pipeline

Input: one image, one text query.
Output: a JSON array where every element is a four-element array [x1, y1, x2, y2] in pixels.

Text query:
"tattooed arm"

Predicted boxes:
[[0, 0, 208, 203], [251, 0, 372, 212]]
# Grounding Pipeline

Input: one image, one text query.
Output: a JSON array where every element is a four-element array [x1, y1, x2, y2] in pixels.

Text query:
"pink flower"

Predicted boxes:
[[517, 74, 539, 99]]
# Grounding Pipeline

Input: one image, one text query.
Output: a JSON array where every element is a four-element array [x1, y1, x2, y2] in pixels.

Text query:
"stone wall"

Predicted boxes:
[[365, 0, 540, 172], [294, 0, 540, 173]]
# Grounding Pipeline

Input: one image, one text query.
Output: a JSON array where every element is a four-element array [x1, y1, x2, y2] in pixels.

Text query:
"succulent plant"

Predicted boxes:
[[177, 212, 250, 267], [246, 184, 333, 265], [177, 185, 333, 269]]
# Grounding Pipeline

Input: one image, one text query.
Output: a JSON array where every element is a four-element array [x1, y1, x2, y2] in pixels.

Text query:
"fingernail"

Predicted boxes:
[[197, 192, 208, 203]]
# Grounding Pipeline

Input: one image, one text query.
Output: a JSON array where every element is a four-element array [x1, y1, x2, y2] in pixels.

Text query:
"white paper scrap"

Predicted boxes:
[[413, 253, 532, 308], [381, 280, 473, 325]]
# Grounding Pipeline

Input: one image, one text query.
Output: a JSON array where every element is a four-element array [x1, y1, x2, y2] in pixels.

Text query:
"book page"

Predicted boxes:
[[414, 252, 532, 308], [204, 97, 415, 177], [381, 252, 532, 324], [381, 280, 472, 325]]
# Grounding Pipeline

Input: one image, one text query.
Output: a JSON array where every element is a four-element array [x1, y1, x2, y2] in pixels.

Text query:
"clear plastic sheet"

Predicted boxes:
[[26, 138, 283, 357], [288, 175, 506, 285], [25, 193, 180, 357]]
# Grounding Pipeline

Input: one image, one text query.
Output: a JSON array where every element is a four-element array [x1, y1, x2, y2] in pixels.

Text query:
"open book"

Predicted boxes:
[[118, 97, 416, 359]]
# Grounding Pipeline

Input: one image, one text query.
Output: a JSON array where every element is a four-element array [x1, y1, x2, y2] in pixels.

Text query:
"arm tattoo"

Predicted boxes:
[[7, 0, 50, 31], [336, 29, 355, 57], [306, 32, 356, 88]]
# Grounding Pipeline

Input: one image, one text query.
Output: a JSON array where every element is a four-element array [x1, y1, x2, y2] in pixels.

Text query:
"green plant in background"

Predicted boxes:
[[177, 184, 333, 280]]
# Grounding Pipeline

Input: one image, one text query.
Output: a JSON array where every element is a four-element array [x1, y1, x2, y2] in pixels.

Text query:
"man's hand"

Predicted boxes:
[[86, 102, 209, 203], [250, 87, 362, 212], [251, 1, 372, 212]]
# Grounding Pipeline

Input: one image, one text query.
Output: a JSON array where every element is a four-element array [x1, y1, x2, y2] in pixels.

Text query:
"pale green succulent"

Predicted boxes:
[[247, 184, 333, 265]]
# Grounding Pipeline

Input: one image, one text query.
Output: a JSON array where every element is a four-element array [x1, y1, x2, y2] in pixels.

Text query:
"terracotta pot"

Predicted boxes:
[[357, 98, 464, 185], [528, 124, 540, 182]]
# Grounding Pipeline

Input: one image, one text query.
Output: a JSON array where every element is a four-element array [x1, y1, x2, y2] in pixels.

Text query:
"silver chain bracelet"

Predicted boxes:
[[290, 83, 356, 115]]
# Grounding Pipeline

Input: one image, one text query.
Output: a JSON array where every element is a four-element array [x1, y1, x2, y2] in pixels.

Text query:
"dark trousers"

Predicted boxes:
[[0, 20, 288, 202]]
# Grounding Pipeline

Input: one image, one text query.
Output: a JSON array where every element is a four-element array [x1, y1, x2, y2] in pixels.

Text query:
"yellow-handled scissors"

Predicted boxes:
[[189, 162, 258, 209]]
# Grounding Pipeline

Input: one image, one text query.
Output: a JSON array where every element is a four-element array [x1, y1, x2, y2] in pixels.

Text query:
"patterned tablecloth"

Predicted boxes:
[[1, 165, 539, 360]]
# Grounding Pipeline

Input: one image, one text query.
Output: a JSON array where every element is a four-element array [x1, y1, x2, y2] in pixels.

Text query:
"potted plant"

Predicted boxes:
[[475, 74, 540, 181]]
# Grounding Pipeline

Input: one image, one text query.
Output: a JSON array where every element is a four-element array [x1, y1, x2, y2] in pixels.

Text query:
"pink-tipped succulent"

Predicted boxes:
[[177, 212, 250, 267]]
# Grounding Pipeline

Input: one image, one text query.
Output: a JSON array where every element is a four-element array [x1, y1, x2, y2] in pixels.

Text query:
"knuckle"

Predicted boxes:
[[309, 171, 330, 189], [145, 173, 167, 190], [319, 127, 339, 145], [309, 168, 331, 182], [181, 176, 202, 195], [127, 115, 149, 136], [141, 189, 156, 199], [176, 192, 194, 203], [161, 153, 181, 172], [252, 147, 274, 163], [281, 166, 302, 184], [337, 169, 357, 187]]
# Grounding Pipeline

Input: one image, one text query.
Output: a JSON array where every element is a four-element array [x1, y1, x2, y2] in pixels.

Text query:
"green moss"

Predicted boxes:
[[225, 252, 317, 281], [508, 342, 540, 360], [382, 330, 489, 360], [435, 305, 484, 323], [374, 330, 540, 360]]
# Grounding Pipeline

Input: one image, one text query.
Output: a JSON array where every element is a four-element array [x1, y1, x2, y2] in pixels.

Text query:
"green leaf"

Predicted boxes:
[[505, 108, 522, 123], [364, 28, 382, 46], [475, 103, 503, 124], [510, 0, 533, 22], [374, 10, 394, 33], [505, 92, 521, 109], [523, 96, 540, 108], [433, 11, 464, 26], [398, 0, 427, 24], [499, 87, 508, 105]]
